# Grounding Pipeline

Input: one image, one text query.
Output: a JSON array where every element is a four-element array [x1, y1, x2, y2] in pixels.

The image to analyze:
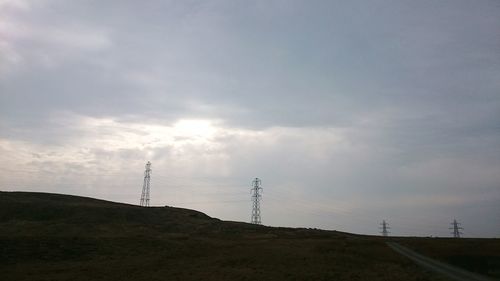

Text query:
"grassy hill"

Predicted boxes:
[[0, 191, 497, 281]]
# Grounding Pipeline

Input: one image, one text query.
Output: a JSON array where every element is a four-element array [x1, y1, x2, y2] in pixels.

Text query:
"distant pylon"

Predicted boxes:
[[250, 178, 263, 224], [139, 161, 152, 207], [380, 220, 390, 237], [449, 219, 463, 238]]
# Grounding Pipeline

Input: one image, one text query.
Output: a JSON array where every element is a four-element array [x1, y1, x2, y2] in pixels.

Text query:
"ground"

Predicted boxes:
[[1, 191, 497, 281]]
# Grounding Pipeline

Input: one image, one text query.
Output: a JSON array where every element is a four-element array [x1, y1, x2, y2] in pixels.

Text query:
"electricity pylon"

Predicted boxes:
[[380, 220, 390, 237], [449, 219, 463, 238], [250, 178, 263, 224], [139, 161, 152, 207]]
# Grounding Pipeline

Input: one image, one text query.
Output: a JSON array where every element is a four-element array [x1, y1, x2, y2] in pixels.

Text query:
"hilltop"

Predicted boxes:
[[0, 191, 498, 280]]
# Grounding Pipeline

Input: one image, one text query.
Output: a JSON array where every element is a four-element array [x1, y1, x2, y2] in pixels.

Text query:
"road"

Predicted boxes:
[[387, 242, 495, 281]]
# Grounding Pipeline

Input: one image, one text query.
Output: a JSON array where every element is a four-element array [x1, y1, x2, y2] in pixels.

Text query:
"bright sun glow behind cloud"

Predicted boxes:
[[73, 115, 221, 150], [172, 119, 216, 140]]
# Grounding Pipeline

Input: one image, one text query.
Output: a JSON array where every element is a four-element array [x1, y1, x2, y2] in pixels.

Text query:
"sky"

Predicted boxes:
[[1, 0, 499, 237]]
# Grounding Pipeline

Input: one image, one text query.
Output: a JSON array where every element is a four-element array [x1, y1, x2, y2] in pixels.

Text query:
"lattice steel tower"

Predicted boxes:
[[139, 161, 152, 207], [450, 219, 463, 238], [380, 220, 390, 237], [250, 178, 263, 224]]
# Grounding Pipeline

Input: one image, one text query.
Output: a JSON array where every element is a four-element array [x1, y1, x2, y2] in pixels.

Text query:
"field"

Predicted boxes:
[[0, 191, 497, 281], [395, 237, 500, 278]]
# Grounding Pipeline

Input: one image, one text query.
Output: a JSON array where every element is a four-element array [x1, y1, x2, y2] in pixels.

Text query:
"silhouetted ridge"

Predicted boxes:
[[0, 191, 217, 236]]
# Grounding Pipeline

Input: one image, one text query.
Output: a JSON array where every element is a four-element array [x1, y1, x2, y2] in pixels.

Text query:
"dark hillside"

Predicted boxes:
[[0, 191, 478, 280], [395, 237, 500, 278], [0, 191, 216, 237]]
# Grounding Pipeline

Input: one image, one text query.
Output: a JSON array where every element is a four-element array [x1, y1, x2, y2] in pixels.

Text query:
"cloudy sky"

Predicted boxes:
[[1, 0, 499, 237]]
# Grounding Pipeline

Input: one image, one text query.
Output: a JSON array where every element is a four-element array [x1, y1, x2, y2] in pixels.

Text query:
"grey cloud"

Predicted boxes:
[[3, 0, 499, 129], [1, 0, 499, 237]]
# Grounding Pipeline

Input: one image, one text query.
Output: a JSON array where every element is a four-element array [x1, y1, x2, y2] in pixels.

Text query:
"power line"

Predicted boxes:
[[168, 199, 249, 205], [449, 219, 463, 238], [380, 220, 390, 237], [1, 167, 488, 237], [139, 161, 152, 207], [250, 177, 263, 225]]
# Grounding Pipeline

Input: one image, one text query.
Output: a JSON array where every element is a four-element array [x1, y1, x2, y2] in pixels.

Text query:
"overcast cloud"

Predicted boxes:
[[1, 0, 499, 237]]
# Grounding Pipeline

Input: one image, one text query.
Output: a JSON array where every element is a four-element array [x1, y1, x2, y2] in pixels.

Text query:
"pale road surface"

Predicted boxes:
[[386, 242, 495, 281]]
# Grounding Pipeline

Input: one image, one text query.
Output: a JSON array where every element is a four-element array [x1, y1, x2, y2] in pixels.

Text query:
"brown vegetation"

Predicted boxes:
[[1, 191, 495, 280]]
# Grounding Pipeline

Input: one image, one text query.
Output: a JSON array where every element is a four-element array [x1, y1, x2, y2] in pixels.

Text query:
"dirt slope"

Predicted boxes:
[[0, 191, 457, 280]]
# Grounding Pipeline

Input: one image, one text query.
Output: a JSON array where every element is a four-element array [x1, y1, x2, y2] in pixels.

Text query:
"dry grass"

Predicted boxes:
[[395, 237, 500, 278], [0, 191, 491, 280]]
